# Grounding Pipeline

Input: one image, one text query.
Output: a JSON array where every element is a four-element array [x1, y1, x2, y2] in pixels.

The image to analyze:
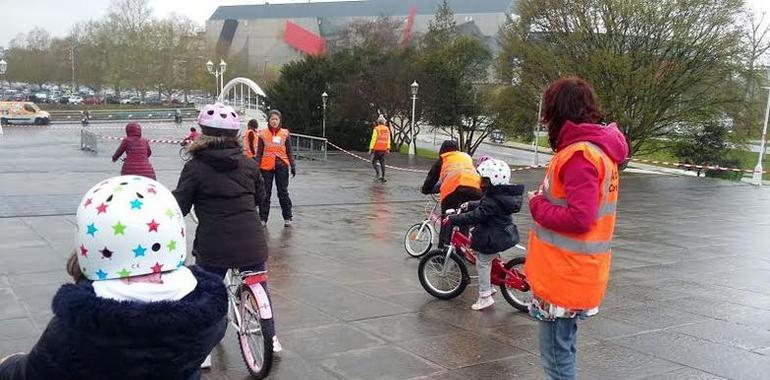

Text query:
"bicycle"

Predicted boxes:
[[223, 268, 274, 378], [417, 209, 532, 312], [404, 195, 441, 258]]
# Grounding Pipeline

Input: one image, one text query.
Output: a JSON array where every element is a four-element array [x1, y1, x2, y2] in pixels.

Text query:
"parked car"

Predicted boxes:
[[68, 96, 84, 105], [489, 129, 505, 144], [83, 96, 103, 105], [120, 96, 141, 105], [104, 95, 121, 104], [0, 101, 50, 125]]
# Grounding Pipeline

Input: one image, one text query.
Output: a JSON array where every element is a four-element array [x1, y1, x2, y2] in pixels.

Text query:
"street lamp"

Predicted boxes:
[[534, 95, 543, 166], [321, 92, 328, 139], [410, 81, 419, 156], [0, 59, 5, 136], [754, 72, 770, 186], [206, 59, 227, 100]]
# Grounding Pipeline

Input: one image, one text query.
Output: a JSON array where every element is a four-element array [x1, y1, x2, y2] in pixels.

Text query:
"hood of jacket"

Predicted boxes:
[[194, 144, 242, 171], [486, 184, 525, 214], [557, 121, 629, 164], [125, 123, 142, 138]]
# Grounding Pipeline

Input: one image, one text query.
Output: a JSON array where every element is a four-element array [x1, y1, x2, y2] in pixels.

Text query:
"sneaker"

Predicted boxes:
[[260, 220, 267, 227], [380, 177, 387, 182], [471, 296, 495, 311], [272, 336, 283, 353], [283, 219, 292, 228], [200, 354, 212, 369]]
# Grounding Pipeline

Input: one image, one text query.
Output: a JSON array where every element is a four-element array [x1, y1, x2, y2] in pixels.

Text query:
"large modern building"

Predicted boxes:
[[206, 0, 515, 68]]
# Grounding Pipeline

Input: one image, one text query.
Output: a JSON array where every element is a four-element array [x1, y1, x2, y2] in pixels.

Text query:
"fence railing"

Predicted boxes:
[[80, 129, 98, 152], [292, 133, 327, 160]]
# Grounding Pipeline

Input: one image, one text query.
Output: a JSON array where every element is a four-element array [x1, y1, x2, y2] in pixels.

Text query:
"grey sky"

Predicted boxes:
[[1, 0, 768, 48]]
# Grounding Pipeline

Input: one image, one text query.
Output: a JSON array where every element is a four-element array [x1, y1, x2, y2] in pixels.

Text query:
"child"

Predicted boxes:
[[172, 103, 281, 356], [0, 176, 227, 380], [448, 158, 524, 310], [182, 127, 200, 146], [111, 122, 156, 179]]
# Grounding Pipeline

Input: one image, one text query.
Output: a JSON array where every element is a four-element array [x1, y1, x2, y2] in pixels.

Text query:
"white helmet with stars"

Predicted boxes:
[[75, 176, 187, 281], [476, 158, 511, 186]]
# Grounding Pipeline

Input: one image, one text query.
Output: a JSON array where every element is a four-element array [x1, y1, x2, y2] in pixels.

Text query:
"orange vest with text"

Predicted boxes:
[[259, 128, 290, 171], [438, 151, 481, 201], [524, 141, 619, 310], [243, 129, 260, 159]]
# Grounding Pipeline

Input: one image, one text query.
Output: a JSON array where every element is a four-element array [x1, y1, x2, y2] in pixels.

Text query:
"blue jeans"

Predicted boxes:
[[538, 317, 578, 380], [199, 263, 276, 338]]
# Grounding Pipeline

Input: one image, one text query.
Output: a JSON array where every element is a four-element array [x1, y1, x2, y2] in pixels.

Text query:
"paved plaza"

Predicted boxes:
[[2, 123, 770, 379]]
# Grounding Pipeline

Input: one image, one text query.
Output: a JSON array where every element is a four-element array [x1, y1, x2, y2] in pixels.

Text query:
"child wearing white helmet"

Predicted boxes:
[[172, 103, 281, 356], [0, 176, 227, 379], [447, 158, 525, 310]]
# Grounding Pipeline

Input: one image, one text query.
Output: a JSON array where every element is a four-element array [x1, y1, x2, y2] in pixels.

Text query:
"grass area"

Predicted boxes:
[[511, 135, 549, 149], [399, 144, 439, 160]]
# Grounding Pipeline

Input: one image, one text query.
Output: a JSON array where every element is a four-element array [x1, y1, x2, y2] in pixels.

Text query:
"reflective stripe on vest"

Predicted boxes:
[[260, 128, 290, 171], [524, 140, 619, 310], [374, 125, 390, 151], [438, 151, 480, 200]]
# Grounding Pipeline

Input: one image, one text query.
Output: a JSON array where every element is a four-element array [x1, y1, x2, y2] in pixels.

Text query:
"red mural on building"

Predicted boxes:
[[284, 20, 327, 55]]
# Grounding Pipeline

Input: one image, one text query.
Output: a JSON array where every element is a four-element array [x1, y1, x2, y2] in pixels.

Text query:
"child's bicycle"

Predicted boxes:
[[417, 209, 532, 312], [224, 268, 274, 378], [403, 195, 441, 258]]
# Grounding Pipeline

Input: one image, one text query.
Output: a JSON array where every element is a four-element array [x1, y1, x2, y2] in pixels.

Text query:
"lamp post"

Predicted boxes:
[[754, 86, 770, 186], [534, 95, 542, 167], [410, 81, 419, 156], [206, 59, 227, 101], [0, 59, 6, 135], [321, 92, 328, 139]]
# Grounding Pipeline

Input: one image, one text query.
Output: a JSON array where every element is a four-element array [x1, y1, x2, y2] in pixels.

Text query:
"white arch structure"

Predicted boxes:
[[218, 77, 268, 128]]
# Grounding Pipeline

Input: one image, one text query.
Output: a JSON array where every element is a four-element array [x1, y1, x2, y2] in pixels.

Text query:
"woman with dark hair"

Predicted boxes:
[[255, 110, 296, 227], [420, 140, 481, 248], [524, 77, 628, 380]]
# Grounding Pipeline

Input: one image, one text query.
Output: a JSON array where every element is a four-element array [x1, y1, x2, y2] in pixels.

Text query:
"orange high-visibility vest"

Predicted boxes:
[[243, 129, 260, 159], [373, 125, 390, 152], [525, 141, 619, 310], [438, 151, 481, 201], [259, 128, 290, 171]]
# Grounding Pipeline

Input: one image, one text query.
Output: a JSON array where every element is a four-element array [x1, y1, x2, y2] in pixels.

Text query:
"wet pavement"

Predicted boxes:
[[2, 122, 770, 379]]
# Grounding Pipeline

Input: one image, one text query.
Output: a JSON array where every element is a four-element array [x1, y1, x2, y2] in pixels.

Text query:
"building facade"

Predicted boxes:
[[206, 0, 515, 68]]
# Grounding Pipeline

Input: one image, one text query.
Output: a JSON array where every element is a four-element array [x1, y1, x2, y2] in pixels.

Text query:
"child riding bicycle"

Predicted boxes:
[[446, 158, 524, 310], [172, 103, 281, 368]]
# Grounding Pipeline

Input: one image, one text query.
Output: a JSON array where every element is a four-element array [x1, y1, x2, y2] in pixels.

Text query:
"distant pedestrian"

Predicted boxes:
[[0, 176, 227, 380], [255, 109, 296, 227], [182, 127, 200, 147], [369, 115, 391, 182], [525, 77, 628, 380], [243, 118, 260, 159], [111, 122, 156, 179]]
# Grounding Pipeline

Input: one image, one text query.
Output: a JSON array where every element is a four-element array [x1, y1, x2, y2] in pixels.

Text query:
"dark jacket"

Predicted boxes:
[[0, 266, 227, 380], [173, 141, 268, 268], [112, 123, 156, 179], [449, 184, 525, 254]]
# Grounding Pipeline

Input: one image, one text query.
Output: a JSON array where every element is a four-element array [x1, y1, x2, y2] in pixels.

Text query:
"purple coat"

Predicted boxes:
[[112, 123, 156, 179]]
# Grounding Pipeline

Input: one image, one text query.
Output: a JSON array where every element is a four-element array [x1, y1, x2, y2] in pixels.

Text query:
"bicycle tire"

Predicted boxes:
[[404, 222, 433, 258], [238, 286, 274, 379], [500, 256, 532, 312], [418, 249, 468, 300]]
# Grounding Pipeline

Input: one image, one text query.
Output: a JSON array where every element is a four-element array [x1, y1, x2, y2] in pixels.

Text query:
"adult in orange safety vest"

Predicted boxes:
[[420, 140, 481, 248], [369, 115, 391, 182], [243, 119, 261, 159], [255, 109, 296, 227], [524, 77, 628, 380]]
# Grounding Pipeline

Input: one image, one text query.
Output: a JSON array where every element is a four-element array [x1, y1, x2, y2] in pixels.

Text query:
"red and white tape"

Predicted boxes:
[[98, 134, 183, 145], [629, 158, 767, 174]]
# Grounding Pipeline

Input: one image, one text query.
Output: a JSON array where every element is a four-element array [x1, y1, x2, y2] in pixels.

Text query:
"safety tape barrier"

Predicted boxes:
[[97, 134, 183, 145], [628, 158, 767, 174]]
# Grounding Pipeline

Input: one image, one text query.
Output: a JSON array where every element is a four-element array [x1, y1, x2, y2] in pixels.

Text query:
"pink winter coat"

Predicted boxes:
[[111, 123, 156, 180]]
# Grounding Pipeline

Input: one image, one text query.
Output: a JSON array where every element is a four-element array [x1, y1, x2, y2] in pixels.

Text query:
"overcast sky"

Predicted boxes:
[[1, 0, 769, 48]]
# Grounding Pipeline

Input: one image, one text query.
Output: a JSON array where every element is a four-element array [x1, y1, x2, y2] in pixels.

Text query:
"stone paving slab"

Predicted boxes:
[[2, 123, 770, 379]]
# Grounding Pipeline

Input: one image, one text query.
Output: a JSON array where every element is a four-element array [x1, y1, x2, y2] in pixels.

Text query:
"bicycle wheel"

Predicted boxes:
[[500, 256, 532, 312], [238, 286, 273, 379], [418, 249, 468, 300], [404, 222, 433, 258]]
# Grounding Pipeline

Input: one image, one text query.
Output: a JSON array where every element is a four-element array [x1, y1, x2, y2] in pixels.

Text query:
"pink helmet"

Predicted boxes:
[[197, 103, 240, 131]]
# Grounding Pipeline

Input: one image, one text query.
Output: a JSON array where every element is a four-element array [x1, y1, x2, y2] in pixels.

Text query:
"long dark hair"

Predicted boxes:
[[541, 77, 603, 151]]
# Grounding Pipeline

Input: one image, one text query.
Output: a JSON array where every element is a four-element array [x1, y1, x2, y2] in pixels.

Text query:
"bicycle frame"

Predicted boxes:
[[443, 227, 529, 292], [414, 197, 441, 241], [225, 269, 272, 332]]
